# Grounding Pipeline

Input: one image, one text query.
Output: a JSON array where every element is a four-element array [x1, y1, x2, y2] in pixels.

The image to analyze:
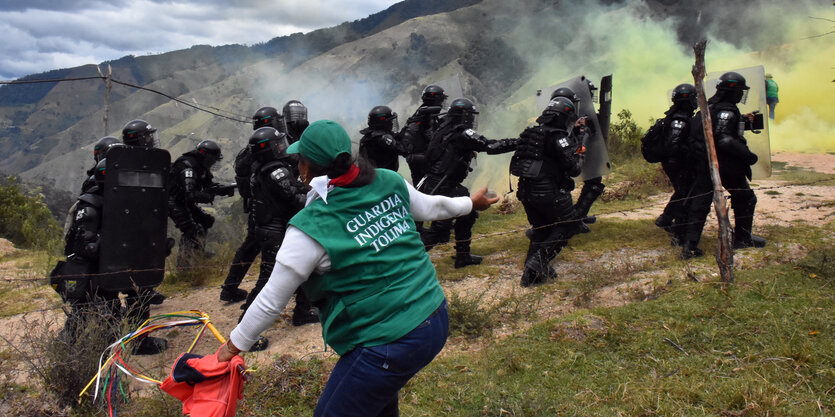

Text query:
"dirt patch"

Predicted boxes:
[[0, 238, 17, 258], [600, 153, 835, 226], [772, 152, 835, 174]]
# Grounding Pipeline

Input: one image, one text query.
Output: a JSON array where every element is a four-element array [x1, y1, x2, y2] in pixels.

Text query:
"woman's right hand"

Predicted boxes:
[[471, 186, 499, 211], [218, 341, 241, 362]]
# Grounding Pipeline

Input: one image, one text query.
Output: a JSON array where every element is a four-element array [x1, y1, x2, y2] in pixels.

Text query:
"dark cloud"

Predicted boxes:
[[0, 0, 399, 80]]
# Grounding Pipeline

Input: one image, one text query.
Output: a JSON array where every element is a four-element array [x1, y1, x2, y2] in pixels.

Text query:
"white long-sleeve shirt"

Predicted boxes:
[[230, 178, 472, 351]]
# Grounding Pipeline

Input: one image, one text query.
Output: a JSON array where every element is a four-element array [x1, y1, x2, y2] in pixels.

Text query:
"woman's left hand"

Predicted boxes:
[[471, 186, 500, 211]]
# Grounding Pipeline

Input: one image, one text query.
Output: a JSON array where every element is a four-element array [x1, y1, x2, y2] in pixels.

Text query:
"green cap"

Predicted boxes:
[[286, 120, 352, 166]]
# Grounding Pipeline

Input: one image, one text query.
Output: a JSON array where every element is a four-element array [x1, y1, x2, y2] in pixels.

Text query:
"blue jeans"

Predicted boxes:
[[767, 97, 778, 120], [314, 300, 449, 417]]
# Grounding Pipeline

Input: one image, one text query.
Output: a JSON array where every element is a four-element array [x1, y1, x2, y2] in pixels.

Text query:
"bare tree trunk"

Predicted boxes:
[[691, 40, 735, 284]]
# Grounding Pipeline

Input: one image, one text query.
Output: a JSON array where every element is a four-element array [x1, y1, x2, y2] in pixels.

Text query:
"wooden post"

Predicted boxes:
[[103, 64, 112, 136], [692, 40, 734, 283]]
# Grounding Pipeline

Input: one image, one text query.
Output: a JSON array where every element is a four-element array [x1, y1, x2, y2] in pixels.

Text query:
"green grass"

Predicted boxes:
[[399, 251, 835, 416], [25, 219, 835, 416], [772, 162, 835, 186]]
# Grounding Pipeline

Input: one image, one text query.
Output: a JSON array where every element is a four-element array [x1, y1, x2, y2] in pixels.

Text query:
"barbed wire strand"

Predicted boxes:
[[3, 177, 833, 306], [0, 75, 252, 124]]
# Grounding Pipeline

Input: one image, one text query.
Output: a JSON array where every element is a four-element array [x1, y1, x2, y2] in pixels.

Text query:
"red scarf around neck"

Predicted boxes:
[[328, 164, 360, 187]]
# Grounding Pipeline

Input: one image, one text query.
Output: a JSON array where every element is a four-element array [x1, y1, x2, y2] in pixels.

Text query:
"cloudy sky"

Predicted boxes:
[[0, 0, 401, 80]]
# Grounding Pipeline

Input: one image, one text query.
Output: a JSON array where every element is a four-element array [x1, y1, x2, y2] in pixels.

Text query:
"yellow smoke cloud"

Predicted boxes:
[[506, 2, 835, 154], [617, 12, 833, 154]]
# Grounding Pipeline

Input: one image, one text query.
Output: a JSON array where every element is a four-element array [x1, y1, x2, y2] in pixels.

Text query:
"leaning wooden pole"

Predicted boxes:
[[692, 40, 734, 283]]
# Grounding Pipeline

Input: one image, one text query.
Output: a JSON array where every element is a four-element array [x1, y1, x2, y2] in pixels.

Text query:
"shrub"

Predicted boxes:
[[0, 176, 62, 250], [607, 109, 644, 162]]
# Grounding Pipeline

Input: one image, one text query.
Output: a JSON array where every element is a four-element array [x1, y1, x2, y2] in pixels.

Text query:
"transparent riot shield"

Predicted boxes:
[[434, 73, 465, 109], [537, 75, 613, 180], [98, 146, 171, 291], [705, 65, 772, 179]]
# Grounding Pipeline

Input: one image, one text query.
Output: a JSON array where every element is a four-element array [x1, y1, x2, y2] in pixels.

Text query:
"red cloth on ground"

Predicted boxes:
[[160, 347, 246, 417]]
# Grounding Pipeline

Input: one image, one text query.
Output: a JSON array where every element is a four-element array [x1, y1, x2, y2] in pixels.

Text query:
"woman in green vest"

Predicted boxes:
[[220, 120, 499, 416]]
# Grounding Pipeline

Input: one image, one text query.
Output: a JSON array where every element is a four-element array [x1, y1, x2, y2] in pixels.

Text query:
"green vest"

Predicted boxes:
[[289, 169, 445, 355]]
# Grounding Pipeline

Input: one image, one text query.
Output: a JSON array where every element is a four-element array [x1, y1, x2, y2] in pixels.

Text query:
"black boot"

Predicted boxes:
[[132, 336, 168, 355], [681, 241, 704, 259], [734, 235, 767, 249], [147, 290, 166, 305], [249, 336, 269, 352], [220, 287, 248, 303], [655, 213, 674, 232], [454, 254, 483, 269], [574, 182, 605, 224], [520, 251, 555, 287], [292, 289, 319, 326]]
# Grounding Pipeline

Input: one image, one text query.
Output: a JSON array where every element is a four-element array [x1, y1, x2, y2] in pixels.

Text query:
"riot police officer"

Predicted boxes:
[[79, 136, 121, 193], [220, 106, 284, 303], [243, 127, 317, 350], [66, 136, 122, 239], [511, 97, 585, 287], [122, 119, 157, 148], [687, 72, 765, 256], [642, 84, 699, 245], [551, 86, 605, 227], [401, 84, 447, 185], [420, 98, 518, 268], [53, 159, 167, 354], [283, 100, 309, 143], [359, 105, 408, 171], [168, 140, 233, 267]]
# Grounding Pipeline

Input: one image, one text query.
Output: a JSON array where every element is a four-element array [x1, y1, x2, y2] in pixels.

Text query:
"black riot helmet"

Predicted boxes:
[[550, 87, 580, 104], [446, 98, 479, 129], [249, 127, 289, 163], [196, 140, 223, 168], [122, 119, 157, 148], [94, 158, 107, 185], [716, 71, 750, 104], [93, 136, 120, 162], [421, 84, 447, 107], [367, 105, 399, 132], [671, 83, 698, 109], [536, 97, 578, 130], [252, 106, 285, 132], [282, 100, 309, 142]]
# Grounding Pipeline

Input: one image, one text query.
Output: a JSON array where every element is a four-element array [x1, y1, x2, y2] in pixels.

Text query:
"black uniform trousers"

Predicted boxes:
[[660, 160, 693, 240], [222, 215, 260, 291], [419, 180, 477, 257], [719, 169, 757, 240], [519, 184, 579, 285], [239, 223, 312, 322]]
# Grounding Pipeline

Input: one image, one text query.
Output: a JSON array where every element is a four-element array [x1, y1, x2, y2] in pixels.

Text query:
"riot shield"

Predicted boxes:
[[705, 65, 772, 179], [98, 146, 170, 291], [434, 73, 465, 109], [597, 74, 613, 144], [537, 75, 612, 180]]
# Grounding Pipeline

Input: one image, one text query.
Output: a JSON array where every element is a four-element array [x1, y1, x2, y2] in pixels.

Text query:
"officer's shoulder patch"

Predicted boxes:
[[671, 119, 686, 129], [75, 207, 87, 221], [183, 168, 194, 178], [558, 137, 571, 148], [717, 111, 734, 120], [464, 128, 477, 138], [270, 167, 290, 182]]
